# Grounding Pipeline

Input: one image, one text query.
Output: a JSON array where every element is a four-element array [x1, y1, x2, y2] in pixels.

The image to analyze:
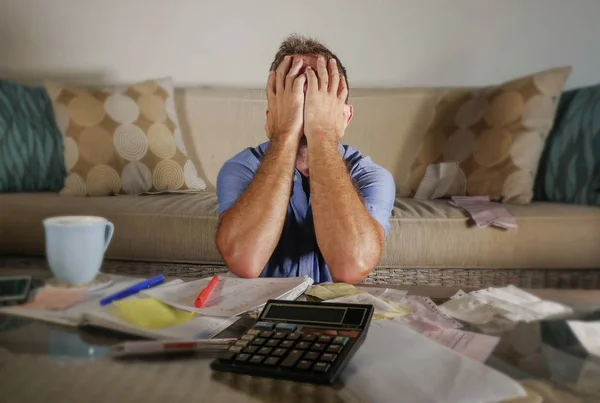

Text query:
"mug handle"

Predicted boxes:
[[104, 221, 115, 252]]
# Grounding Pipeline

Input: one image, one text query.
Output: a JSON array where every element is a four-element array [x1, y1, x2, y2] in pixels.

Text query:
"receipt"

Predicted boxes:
[[450, 196, 518, 230]]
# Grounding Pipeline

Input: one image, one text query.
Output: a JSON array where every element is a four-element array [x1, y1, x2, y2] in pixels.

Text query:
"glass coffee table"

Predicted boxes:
[[1, 277, 600, 402]]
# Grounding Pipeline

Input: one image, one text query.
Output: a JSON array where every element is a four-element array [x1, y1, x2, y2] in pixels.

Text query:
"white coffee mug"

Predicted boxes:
[[43, 216, 114, 283]]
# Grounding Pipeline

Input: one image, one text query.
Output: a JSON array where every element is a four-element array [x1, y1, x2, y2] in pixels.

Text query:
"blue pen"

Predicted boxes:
[[100, 274, 165, 306]]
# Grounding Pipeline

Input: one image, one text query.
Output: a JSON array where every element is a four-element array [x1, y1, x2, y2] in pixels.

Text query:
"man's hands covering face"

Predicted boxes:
[[266, 56, 306, 143], [266, 55, 348, 144], [304, 57, 348, 142]]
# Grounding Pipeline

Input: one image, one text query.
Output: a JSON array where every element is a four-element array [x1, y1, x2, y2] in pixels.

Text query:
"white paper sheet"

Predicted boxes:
[[450, 196, 518, 230], [142, 275, 313, 317], [338, 320, 525, 403], [358, 286, 408, 303], [398, 295, 463, 331], [324, 293, 411, 320], [422, 328, 500, 362], [567, 320, 600, 357], [414, 162, 467, 200], [440, 286, 573, 325], [440, 295, 508, 325]]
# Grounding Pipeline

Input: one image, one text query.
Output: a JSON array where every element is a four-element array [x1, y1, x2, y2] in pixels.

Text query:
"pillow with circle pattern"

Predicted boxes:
[[405, 66, 572, 205], [45, 78, 206, 196]]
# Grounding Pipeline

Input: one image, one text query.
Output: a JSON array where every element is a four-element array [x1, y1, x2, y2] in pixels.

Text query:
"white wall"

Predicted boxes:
[[1, 0, 599, 89]]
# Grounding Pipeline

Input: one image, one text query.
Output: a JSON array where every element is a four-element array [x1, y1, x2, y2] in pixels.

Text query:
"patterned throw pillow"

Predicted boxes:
[[405, 66, 572, 205], [0, 80, 66, 192], [535, 83, 600, 205], [45, 78, 206, 196]]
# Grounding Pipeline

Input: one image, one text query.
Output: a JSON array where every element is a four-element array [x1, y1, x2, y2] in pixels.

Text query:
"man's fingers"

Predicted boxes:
[[329, 58, 339, 94], [276, 55, 292, 93], [285, 57, 303, 91], [306, 67, 318, 94], [338, 76, 349, 101], [292, 73, 306, 95], [317, 56, 329, 91], [267, 71, 275, 98]]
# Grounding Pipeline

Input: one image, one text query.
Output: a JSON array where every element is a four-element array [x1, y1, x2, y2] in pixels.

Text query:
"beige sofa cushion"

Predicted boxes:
[[408, 67, 572, 204], [2, 193, 599, 270], [46, 78, 207, 196]]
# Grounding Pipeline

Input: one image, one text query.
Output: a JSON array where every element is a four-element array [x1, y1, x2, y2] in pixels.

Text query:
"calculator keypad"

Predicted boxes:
[[220, 323, 355, 377]]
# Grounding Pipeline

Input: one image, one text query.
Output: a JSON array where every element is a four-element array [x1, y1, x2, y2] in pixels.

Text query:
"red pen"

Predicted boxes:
[[194, 275, 219, 308]]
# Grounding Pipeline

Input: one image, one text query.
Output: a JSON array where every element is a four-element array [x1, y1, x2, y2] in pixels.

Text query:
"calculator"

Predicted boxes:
[[210, 299, 374, 384]]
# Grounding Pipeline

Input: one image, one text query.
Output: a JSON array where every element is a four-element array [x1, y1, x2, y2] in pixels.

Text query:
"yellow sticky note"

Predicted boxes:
[[306, 283, 366, 301], [112, 298, 194, 330]]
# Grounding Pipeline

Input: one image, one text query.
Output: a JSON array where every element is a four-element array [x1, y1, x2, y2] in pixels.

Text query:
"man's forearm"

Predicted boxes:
[[216, 138, 298, 277], [308, 137, 383, 283]]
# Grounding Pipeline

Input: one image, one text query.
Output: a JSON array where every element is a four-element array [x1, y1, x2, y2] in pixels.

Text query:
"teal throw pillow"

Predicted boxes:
[[535, 84, 600, 205], [0, 80, 66, 192]]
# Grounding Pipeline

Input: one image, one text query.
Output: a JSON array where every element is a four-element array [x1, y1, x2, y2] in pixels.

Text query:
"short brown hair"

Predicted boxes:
[[270, 34, 349, 99]]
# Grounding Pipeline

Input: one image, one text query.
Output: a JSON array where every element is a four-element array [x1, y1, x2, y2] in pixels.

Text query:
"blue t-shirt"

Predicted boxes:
[[216, 141, 395, 283]]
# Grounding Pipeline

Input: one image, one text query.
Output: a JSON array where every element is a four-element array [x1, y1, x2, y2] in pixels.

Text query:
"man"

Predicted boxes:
[[216, 34, 395, 284]]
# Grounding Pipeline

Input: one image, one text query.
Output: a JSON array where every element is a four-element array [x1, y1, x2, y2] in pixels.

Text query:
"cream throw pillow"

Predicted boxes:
[[46, 78, 206, 196], [406, 66, 572, 204]]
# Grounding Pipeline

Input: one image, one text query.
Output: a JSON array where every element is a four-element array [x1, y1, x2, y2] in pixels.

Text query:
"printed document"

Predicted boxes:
[[143, 275, 313, 317]]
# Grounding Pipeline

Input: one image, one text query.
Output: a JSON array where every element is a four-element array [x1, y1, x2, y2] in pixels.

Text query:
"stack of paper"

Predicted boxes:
[[450, 196, 518, 229], [143, 275, 313, 317], [440, 285, 573, 325], [0, 276, 238, 340]]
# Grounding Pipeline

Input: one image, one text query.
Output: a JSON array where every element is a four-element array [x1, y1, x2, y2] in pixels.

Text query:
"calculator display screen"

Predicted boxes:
[[263, 304, 346, 324]]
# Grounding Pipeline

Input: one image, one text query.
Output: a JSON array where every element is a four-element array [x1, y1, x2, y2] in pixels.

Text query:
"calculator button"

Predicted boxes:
[[251, 337, 266, 346], [286, 332, 301, 341], [313, 362, 330, 373], [246, 329, 261, 335], [318, 335, 332, 343], [265, 339, 279, 348], [303, 351, 319, 361], [249, 355, 265, 364], [254, 321, 275, 330], [280, 340, 295, 348], [228, 345, 243, 354], [275, 323, 297, 332], [295, 342, 311, 349], [273, 331, 287, 339], [302, 333, 317, 342], [219, 351, 237, 361], [260, 331, 274, 338], [272, 348, 288, 357], [310, 343, 326, 352], [320, 353, 337, 362], [326, 344, 342, 353], [235, 340, 249, 348], [296, 360, 313, 370], [240, 334, 255, 341], [332, 336, 349, 346], [235, 353, 251, 363], [264, 356, 279, 366], [258, 347, 272, 355], [281, 349, 303, 368], [242, 346, 259, 354]]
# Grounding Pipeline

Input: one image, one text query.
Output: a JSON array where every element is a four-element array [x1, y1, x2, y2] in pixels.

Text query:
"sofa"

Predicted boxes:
[[1, 86, 600, 286]]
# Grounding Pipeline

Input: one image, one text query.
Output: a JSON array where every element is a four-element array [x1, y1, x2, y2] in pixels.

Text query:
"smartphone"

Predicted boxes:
[[0, 276, 33, 304]]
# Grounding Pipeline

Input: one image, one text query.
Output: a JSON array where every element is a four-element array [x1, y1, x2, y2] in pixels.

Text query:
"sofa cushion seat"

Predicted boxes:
[[1, 193, 599, 269]]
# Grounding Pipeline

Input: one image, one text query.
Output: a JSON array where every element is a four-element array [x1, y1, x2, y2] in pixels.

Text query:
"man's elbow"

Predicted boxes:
[[216, 229, 263, 278], [329, 249, 380, 284]]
